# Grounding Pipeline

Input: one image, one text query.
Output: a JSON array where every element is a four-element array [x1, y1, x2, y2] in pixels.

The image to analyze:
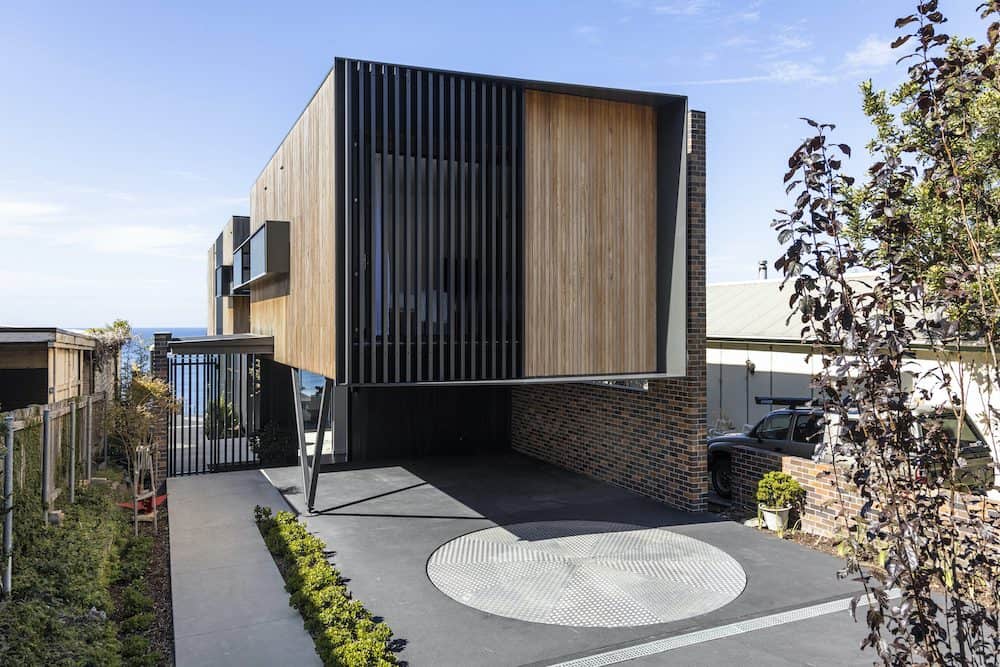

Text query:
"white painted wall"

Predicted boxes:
[[707, 344, 821, 431], [707, 341, 1000, 491]]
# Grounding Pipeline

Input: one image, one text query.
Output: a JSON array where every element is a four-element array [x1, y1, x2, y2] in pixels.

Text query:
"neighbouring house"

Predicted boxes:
[[706, 278, 1000, 487], [0, 327, 116, 410], [166, 57, 708, 511]]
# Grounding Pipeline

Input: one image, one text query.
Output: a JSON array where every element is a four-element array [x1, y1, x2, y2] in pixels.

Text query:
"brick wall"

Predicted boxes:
[[729, 447, 861, 537], [151, 332, 171, 484], [510, 110, 708, 512], [731, 446, 1000, 540]]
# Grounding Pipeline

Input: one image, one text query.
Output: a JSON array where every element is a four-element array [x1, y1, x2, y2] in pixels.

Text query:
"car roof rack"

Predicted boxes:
[[754, 396, 814, 408]]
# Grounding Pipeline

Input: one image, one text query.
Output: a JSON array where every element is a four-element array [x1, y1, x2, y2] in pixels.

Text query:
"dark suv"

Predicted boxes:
[[708, 399, 824, 498], [708, 397, 996, 499]]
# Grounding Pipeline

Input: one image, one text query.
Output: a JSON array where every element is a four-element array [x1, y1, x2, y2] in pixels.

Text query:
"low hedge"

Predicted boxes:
[[253, 506, 397, 667]]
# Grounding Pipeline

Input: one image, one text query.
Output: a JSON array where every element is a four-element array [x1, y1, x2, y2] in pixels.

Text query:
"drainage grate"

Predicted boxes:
[[426, 520, 746, 628], [547, 593, 896, 667]]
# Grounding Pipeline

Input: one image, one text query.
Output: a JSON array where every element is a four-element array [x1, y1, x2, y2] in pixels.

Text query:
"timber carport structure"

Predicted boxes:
[[176, 57, 708, 513]]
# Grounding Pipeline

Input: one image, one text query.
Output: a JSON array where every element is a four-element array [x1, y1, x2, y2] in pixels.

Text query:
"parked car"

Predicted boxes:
[[708, 397, 995, 499]]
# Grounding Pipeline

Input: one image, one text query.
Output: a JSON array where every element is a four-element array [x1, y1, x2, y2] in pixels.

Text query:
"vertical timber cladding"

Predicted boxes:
[[207, 245, 217, 336], [249, 70, 337, 379], [523, 90, 658, 377], [340, 58, 523, 384]]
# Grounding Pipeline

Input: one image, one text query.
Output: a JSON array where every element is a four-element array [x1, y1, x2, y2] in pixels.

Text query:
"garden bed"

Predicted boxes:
[[0, 473, 174, 665], [253, 505, 398, 667]]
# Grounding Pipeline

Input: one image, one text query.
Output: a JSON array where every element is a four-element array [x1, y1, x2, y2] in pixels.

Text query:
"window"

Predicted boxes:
[[792, 413, 825, 444], [249, 228, 267, 281], [757, 413, 792, 440], [233, 246, 250, 290], [592, 379, 649, 392], [215, 266, 233, 297], [232, 221, 289, 289]]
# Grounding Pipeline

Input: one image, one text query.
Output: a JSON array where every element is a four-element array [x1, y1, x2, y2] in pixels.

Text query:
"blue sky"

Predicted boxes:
[[0, 1, 987, 327]]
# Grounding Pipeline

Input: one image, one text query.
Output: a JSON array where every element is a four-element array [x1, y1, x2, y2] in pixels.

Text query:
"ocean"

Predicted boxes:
[[108, 326, 323, 414]]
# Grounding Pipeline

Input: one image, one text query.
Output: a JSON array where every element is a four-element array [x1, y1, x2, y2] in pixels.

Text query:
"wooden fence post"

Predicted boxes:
[[85, 395, 93, 481], [41, 407, 51, 514], [3, 414, 14, 598]]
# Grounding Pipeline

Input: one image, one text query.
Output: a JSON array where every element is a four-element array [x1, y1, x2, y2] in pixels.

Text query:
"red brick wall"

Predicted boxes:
[[729, 447, 859, 537], [731, 446, 1000, 540], [510, 110, 708, 512]]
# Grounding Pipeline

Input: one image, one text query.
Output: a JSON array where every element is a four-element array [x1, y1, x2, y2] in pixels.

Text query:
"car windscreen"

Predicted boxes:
[[757, 413, 792, 440], [921, 415, 983, 451]]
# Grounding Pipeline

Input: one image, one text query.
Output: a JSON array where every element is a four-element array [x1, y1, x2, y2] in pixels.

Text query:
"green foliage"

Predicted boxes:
[[249, 422, 297, 466], [114, 534, 160, 664], [0, 472, 162, 665], [87, 319, 135, 390], [255, 507, 397, 667], [254, 504, 272, 523], [0, 599, 122, 666], [204, 398, 241, 440], [773, 3, 1000, 661], [0, 484, 124, 664], [121, 635, 158, 667], [755, 471, 805, 510]]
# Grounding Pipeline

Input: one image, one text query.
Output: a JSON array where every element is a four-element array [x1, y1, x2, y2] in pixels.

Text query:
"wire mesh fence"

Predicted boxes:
[[0, 391, 108, 599]]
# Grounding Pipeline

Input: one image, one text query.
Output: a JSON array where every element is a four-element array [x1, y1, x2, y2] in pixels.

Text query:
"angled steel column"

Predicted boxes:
[[307, 378, 333, 511], [291, 368, 311, 499]]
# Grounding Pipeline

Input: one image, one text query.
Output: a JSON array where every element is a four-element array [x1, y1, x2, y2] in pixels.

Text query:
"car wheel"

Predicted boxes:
[[711, 455, 733, 499]]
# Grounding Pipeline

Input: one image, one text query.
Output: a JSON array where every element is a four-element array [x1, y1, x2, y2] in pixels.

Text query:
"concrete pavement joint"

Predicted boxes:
[[545, 590, 900, 667]]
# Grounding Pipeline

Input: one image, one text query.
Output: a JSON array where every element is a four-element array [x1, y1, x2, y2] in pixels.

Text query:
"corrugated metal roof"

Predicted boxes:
[[707, 274, 979, 349], [707, 279, 803, 341]]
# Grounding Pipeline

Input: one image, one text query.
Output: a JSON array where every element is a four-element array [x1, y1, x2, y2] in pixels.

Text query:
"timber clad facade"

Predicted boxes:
[[511, 111, 707, 511], [198, 57, 707, 510]]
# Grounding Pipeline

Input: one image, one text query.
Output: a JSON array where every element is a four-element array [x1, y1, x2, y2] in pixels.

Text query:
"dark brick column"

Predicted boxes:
[[510, 110, 708, 512], [151, 332, 171, 484]]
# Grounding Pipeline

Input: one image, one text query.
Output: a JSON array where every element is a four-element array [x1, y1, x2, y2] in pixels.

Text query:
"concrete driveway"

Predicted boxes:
[[262, 452, 871, 666]]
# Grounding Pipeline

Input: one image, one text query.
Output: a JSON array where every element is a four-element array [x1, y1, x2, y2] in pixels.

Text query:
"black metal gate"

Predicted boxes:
[[168, 353, 261, 476]]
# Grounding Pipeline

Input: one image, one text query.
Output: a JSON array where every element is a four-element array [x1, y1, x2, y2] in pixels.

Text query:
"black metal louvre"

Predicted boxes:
[[341, 59, 523, 384]]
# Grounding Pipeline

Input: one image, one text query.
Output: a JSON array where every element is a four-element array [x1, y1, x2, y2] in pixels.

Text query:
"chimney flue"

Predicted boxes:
[[757, 260, 768, 279]]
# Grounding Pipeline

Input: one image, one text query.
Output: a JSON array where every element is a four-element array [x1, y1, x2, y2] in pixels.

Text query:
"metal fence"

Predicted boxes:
[[168, 353, 261, 476], [1, 391, 108, 599]]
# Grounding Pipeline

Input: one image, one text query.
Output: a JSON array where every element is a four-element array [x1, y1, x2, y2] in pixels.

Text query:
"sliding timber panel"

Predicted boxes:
[[249, 69, 337, 378], [340, 59, 522, 384], [523, 90, 657, 377]]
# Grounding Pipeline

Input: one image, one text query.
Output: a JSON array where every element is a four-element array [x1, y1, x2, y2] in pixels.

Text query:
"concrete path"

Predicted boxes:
[[168, 470, 320, 667]]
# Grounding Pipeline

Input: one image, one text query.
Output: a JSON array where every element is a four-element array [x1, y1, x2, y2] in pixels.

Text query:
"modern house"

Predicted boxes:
[[171, 57, 708, 511], [0, 327, 114, 410]]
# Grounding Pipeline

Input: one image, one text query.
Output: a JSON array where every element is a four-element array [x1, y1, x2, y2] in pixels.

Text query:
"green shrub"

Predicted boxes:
[[204, 398, 240, 440], [121, 611, 155, 633], [0, 469, 160, 666], [756, 471, 806, 509], [250, 422, 298, 466], [121, 635, 159, 667], [254, 507, 397, 666], [120, 582, 153, 616]]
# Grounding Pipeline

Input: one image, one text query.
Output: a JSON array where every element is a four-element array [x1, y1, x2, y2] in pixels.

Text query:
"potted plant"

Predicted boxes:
[[756, 471, 805, 533]]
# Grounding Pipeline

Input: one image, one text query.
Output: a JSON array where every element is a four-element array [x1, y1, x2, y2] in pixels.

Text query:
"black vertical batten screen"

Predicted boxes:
[[341, 59, 522, 383]]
